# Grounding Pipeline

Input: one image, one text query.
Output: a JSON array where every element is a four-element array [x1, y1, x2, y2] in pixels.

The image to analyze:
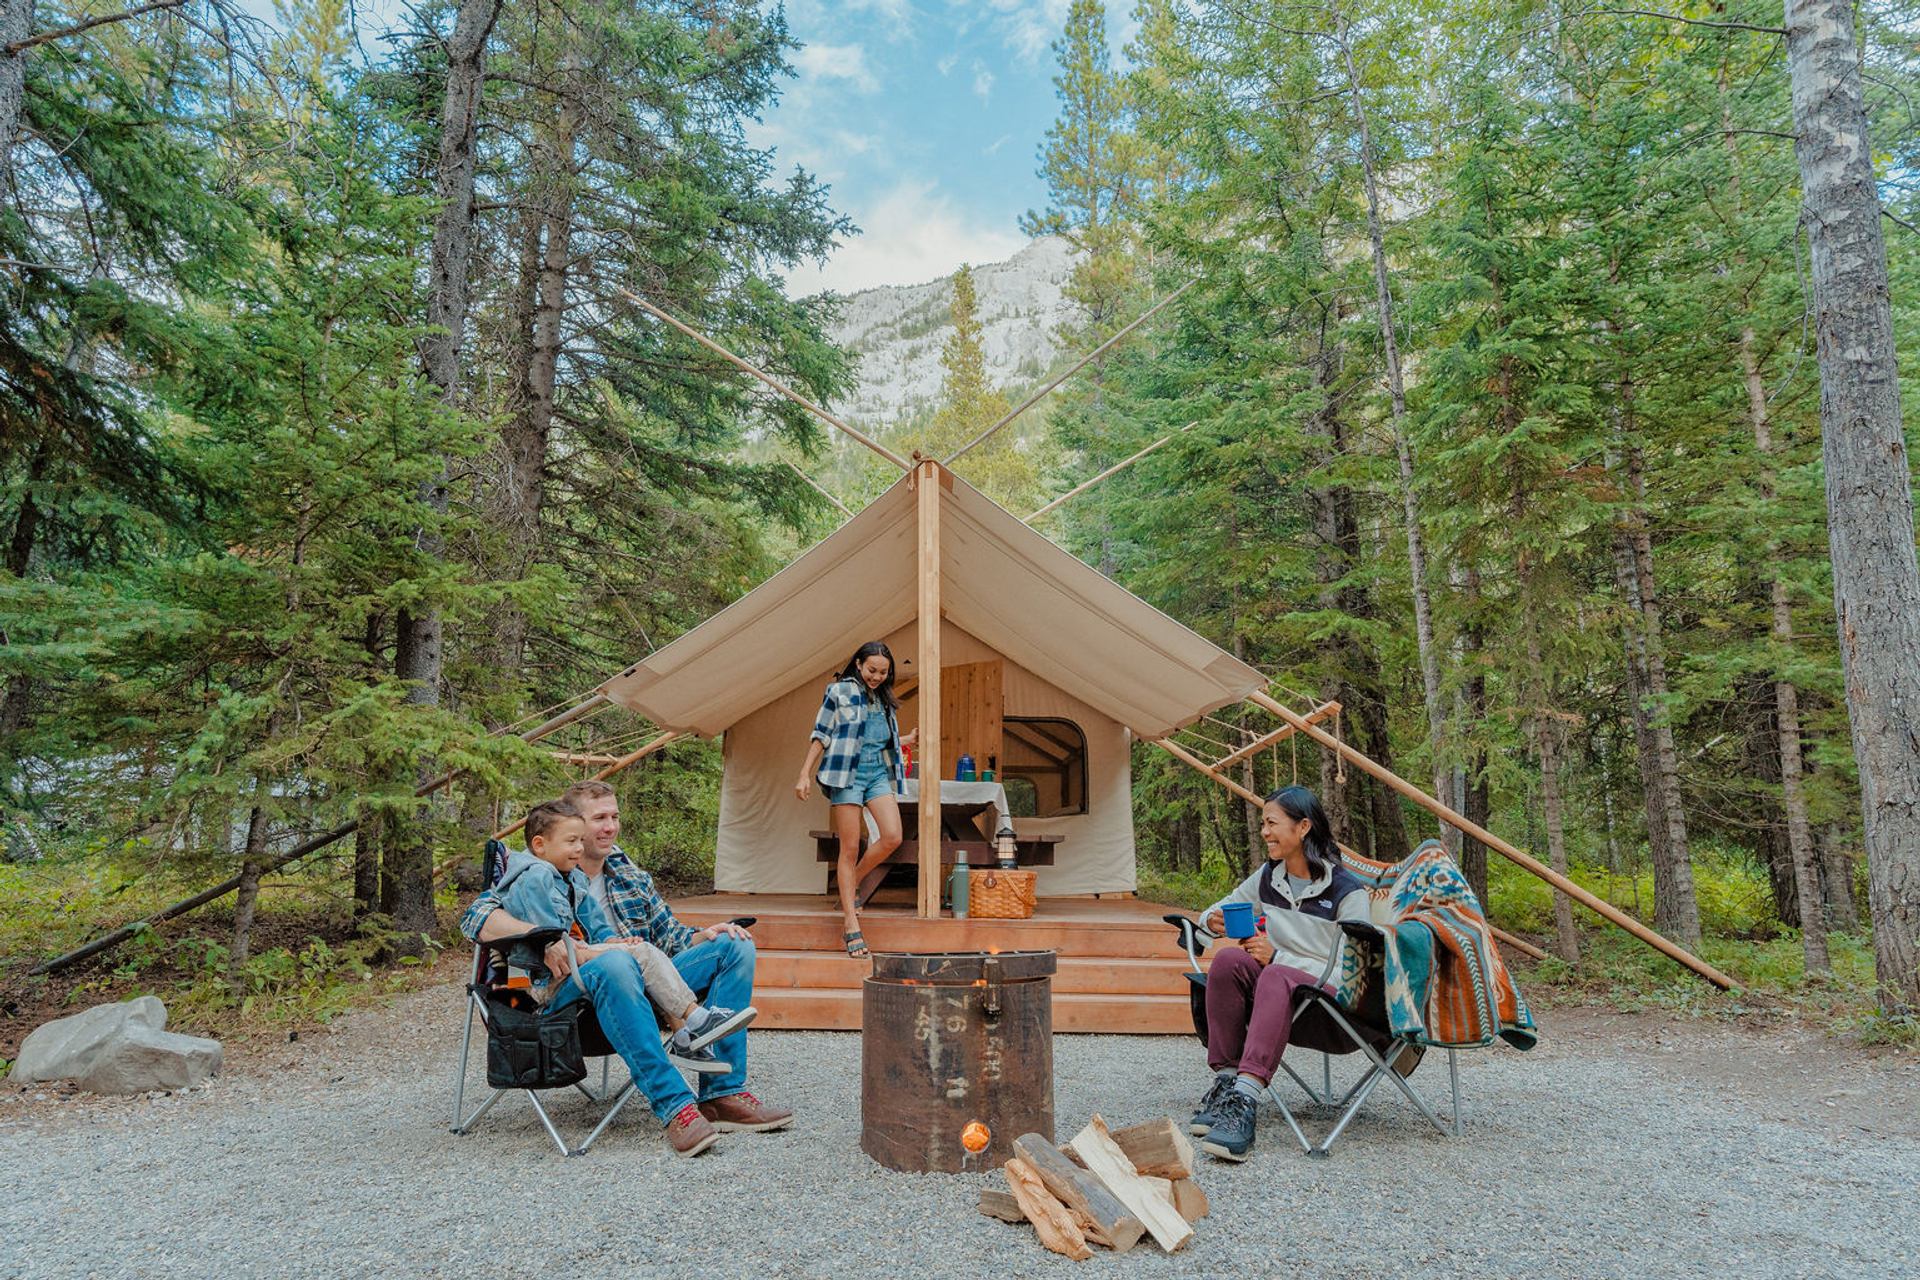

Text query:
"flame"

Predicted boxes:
[[986, 946, 1001, 955]]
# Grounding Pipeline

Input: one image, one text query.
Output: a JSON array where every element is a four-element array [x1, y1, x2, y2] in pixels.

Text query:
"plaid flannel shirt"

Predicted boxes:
[[809, 677, 904, 792], [594, 847, 700, 956]]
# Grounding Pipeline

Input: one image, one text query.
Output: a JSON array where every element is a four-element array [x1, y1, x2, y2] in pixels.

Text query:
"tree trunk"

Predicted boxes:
[[1336, 13, 1449, 828], [386, 0, 504, 954], [1622, 445, 1701, 947], [228, 802, 271, 995], [1171, 809, 1201, 874], [1817, 822, 1860, 932], [352, 812, 382, 919], [493, 46, 584, 682], [0, 0, 31, 180], [1784, 0, 1920, 1011], [1535, 717, 1579, 964]]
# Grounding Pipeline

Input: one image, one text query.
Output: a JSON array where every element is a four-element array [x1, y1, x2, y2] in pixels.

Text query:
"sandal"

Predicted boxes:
[[843, 930, 870, 959]]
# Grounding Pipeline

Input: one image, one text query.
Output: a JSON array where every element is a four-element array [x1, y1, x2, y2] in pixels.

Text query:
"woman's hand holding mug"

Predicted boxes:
[[1200, 907, 1224, 935]]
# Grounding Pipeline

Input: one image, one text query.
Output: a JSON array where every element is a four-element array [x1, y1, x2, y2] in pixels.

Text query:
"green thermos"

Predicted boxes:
[[949, 849, 970, 918]]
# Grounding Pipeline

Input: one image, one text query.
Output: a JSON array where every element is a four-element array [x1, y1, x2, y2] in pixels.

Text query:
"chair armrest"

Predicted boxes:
[[1163, 914, 1215, 971], [482, 926, 565, 954]]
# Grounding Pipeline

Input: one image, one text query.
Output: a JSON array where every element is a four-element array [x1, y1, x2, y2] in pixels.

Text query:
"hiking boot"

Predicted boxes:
[[1189, 1074, 1236, 1136], [1199, 1087, 1258, 1162], [676, 1004, 757, 1054], [664, 1035, 728, 1075], [667, 1103, 720, 1156], [698, 1090, 794, 1133]]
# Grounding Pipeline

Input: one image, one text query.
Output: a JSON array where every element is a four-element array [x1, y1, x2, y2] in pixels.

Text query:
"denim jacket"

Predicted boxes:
[[808, 677, 904, 792], [459, 849, 620, 947]]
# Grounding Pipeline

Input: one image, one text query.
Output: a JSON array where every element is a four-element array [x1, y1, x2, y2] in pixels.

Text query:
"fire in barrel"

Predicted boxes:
[[860, 950, 1056, 1173]]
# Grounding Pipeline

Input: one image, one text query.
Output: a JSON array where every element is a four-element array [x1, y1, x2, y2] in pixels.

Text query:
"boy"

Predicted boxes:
[[477, 800, 754, 1074]]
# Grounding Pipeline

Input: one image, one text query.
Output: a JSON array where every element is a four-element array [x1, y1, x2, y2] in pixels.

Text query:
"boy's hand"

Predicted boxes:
[[698, 921, 752, 944], [544, 939, 574, 980]]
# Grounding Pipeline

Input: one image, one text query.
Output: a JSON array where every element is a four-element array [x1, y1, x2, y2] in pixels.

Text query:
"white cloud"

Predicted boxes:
[[972, 61, 996, 102], [975, 0, 1071, 65], [783, 181, 1025, 296], [793, 42, 881, 93], [983, 134, 1011, 156], [937, 51, 959, 76], [745, 119, 877, 185]]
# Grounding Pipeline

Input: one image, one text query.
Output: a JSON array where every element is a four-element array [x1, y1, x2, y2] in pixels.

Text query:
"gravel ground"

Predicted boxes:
[[3, 983, 1916, 1280]]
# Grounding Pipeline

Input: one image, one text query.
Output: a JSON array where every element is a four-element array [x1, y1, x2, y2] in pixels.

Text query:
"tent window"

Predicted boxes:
[[1002, 717, 1088, 818]]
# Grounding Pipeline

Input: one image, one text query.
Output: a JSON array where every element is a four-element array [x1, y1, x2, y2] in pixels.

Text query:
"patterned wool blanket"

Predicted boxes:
[[1334, 839, 1538, 1051]]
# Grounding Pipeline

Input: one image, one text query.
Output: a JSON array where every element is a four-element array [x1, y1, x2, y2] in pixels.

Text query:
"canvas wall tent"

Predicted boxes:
[[599, 469, 1266, 895]]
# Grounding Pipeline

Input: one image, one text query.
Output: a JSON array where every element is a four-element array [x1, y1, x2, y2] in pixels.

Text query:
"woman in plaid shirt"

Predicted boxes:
[[794, 641, 917, 958]]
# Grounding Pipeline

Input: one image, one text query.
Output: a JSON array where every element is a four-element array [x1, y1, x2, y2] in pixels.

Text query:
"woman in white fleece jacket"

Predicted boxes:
[[1188, 785, 1369, 1161]]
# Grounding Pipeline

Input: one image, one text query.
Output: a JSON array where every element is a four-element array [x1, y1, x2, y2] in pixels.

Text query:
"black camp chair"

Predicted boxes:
[[1166, 912, 1460, 1157], [448, 839, 756, 1156]]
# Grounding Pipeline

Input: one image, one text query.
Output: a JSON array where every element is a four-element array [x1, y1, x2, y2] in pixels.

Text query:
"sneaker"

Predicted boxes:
[[664, 1034, 729, 1075], [697, 1089, 794, 1133], [675, 1004, 757, 1054], [667, 1103, 720, 1156], [1199, 1088, 1258, 1162], [1189, 1074, 1235, 1136]]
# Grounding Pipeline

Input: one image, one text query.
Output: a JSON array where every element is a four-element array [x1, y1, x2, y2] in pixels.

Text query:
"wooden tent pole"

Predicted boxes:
[[944, 280, 1197, 466], [477, 729, 683, 849], [1244, 690, 1735, 989], [1209, 700, 1342, 772], [786, 459, 854, 518], [622, 290, 911, 471], [1025, 424, 1195, 523], [1153, 739, 1557, 966], [916, 460, 944, 918], [30, 691, 614, 976]]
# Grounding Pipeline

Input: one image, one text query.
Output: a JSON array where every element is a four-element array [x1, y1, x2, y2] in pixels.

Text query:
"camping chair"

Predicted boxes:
[[448, 839, 755, 1157], [1166, 912, 1461, 1159]]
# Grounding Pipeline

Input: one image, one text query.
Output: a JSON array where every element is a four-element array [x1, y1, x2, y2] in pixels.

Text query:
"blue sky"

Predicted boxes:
[[755, 0, 1131, 295], [272, 0, 1118, 295]]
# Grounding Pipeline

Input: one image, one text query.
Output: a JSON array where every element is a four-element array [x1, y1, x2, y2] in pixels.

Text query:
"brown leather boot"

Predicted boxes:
[[666, 1103, 720, 1156], [698, 1090, 793, 1133]]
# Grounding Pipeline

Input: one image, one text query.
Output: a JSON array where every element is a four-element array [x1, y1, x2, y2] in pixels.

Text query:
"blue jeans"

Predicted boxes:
[[671, 936, 757, 1103], [547, 951, 697, 1123]]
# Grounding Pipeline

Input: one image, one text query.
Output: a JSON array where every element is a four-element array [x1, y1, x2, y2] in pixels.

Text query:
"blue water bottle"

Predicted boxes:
[[956, 752, 976, 782]]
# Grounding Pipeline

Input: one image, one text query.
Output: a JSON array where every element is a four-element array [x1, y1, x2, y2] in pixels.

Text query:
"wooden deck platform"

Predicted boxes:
[[669, 893, 1210, 1034]]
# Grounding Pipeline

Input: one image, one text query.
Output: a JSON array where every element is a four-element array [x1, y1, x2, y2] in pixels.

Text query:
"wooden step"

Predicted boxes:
[[741, 987, 1196, 1035], [749, 949, 1207, 995], [678, 909, 1185, 959]]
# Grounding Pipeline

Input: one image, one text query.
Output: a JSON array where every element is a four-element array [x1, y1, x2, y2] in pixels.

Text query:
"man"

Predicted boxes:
[[462, 800, 726, 1156], [560, 779, 792, 1134]]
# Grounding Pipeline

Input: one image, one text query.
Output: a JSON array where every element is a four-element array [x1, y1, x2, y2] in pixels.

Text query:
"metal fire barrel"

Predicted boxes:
[[860, 950, 1056, 1173]]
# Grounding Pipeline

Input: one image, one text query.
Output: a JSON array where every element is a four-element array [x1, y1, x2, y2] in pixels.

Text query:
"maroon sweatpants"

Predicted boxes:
[[1204, 946, 1325, 1084]]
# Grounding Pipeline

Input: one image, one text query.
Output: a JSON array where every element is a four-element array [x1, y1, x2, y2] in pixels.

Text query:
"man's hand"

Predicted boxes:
[[1238, 932, 1275, 966], [794, 775, 812, 801], [1200, 907, 1224, 936], [698, 921, 752, 944]]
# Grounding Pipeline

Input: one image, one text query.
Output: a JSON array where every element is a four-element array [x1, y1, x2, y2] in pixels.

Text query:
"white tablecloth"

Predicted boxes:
[[864, 776, 1012, 841]]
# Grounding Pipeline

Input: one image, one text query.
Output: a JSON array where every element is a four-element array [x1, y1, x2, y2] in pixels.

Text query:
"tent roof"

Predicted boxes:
[[598, 469, 1265, 739]]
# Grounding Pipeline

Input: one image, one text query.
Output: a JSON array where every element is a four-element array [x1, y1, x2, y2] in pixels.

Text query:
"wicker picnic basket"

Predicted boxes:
[[968, 867, 1036, 919]]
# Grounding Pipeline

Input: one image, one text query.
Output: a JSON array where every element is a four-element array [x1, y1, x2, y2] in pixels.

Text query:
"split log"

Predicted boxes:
[[1003, 1159, 1093, 1261], [1068, 1115, 1195, 1253], [1169, 1177, 1209, 1223], [977, 1188, 1026, 1225], [1013, 1132, 1144, 1253], [1107, 1117, 1195, 1180]]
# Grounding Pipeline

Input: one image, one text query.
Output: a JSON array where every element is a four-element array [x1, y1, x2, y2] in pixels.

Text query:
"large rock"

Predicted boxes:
[[11, 996, 221, 1094]]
